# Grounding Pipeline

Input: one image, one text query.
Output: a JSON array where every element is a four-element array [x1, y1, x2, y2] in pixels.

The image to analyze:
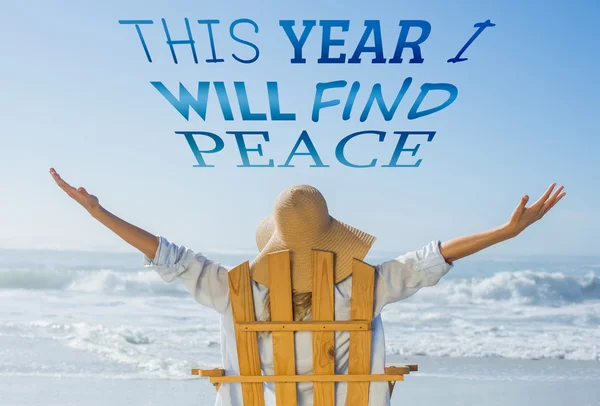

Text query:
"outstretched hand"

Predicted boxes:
[[49, 168, 159, 258], [439, 183, 567, 263], [49, 168, 100, 213], [505, 183, 566, 237]]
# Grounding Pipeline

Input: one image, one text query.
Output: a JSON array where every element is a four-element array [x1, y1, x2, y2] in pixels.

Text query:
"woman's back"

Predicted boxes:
[[144, 236, 453, 405], [238, 276, 391, 406], [49, 171, 564, 406]]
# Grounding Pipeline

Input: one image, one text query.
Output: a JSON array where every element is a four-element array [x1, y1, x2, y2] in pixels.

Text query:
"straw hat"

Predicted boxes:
[[250, 184, 376, 293]]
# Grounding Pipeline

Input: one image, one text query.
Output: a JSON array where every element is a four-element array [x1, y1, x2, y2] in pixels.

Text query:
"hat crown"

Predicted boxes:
[[251, 184, 376, 292], [273, 185, 331, 245]]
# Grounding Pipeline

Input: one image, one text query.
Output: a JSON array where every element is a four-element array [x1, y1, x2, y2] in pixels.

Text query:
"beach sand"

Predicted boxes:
[[2, 356, 599, 406]]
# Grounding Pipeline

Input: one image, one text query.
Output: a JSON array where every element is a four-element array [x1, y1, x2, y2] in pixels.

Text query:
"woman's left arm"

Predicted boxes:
[[373, 183, 566, 314], [439, 183, 566, 263]]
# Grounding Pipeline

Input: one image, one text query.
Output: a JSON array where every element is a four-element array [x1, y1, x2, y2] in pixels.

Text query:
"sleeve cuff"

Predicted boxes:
[[142, 236, 193, 283], [143, 235, 170, 266], [413, 240, 454, 286], [142, 236, 165, 266]]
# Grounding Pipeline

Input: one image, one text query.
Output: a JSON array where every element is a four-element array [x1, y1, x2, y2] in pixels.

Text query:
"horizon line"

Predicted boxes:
[[0, 246, 599, 260]]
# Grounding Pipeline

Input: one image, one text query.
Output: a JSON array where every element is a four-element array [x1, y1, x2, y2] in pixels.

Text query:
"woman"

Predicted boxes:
[[49, 168, 565, 406]]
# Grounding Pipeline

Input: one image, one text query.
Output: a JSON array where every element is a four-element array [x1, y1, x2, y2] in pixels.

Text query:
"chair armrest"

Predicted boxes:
[[386, 364, 418, 397], [385, 365, 411, 375], [191, 368, 225, 377]]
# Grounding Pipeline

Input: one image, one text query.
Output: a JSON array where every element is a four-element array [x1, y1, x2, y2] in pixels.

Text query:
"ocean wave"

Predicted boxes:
[[414, 271, 599, 306], [0, 268, 187, 296], [383, 318, 600, 362], [1, 268, 598, 307]]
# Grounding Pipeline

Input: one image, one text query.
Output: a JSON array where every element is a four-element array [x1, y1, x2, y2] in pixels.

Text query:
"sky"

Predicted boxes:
[[1, 0, 599, 257]]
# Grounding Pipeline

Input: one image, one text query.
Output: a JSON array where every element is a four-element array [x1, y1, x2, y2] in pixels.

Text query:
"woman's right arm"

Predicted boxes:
[[50, 168, 159, 259], [49, 168, 230, 312]]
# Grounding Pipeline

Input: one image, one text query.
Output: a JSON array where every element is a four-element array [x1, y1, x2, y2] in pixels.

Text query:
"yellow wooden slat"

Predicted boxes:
[[191, 368, 225, 391], [386, 364, 417, 396], [312, 250, 335, 406], [238, 321, 371, 332], [229, 262, 265, 406], [209, 374, 405, 384], [384, 366, 411, 375], [191, 368, 225, 377], [346, 259, 376, 406], [268, 250, 297, 406]]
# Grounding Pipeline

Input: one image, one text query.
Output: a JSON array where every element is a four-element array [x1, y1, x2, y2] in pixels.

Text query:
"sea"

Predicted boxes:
[[1, 248, 599, 383]]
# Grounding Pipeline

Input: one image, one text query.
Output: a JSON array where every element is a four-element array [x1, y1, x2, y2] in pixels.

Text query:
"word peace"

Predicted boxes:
[[178, 130, 436, 168]]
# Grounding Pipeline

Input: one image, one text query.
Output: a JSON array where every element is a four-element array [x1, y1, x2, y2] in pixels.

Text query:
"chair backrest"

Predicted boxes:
[[200, 249, 406, 406]]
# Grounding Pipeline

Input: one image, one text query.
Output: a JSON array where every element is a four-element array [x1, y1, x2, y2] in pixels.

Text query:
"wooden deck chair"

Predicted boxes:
[[192, 250, 418, 405]]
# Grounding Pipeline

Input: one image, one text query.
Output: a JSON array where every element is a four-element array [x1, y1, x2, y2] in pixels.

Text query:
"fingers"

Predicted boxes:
[[532, 183, 556, 209], [49, 168, 79, 197], [542, 188, 566, 216], [509, 195, 529, 232], [549, 185, 565, 202], [518, 195, 529, 211]]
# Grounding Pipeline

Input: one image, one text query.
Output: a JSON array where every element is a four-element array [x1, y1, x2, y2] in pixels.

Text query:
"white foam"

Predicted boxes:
[[1, 319, 222, 379], [2, 269, 598, 306], [412, 270, 600, 306], [0, 268, 187, 296], [1, 266, 599, 380]]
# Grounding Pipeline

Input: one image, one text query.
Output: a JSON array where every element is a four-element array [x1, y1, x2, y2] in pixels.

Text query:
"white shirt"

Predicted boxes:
[[144, 237, 453, 406]]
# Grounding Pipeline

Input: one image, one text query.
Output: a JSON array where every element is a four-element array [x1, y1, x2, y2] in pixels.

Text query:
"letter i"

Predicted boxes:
[[447, 20, 496, 63], [343, 82, 360, 121]]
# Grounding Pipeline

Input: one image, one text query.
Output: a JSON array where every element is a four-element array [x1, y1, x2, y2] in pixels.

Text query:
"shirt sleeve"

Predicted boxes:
[[373, 240, 453, 315], [143, 236, 230, 314]]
